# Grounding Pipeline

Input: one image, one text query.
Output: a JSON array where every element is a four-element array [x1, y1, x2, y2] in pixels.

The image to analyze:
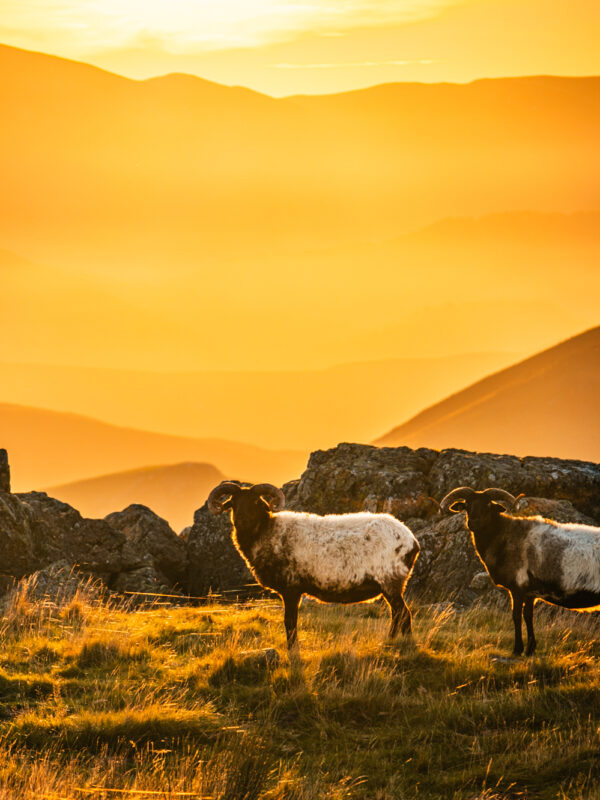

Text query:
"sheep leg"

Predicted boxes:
[[385, 594, 412, 638], [524, 596, 537, 656], [510, 590, 524, 656], [282, 591, 301, 651]]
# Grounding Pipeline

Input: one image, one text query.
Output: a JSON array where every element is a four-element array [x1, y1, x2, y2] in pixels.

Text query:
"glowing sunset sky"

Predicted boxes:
[[1, 0, 598, 95]]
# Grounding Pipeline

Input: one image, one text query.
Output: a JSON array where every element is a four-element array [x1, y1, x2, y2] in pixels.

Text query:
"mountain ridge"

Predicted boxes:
[[4, 43, 598, 99], [375, 326, 600, 462], [3, 42, 598, 257], [0, 403, 306, 490], [45, 461, 226, 532]]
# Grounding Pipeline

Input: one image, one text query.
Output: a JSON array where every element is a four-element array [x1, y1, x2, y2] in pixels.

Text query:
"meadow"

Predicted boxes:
[[0, 576, 599, 800]]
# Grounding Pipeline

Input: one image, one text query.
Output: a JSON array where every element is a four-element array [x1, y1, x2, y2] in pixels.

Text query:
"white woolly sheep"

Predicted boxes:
[[441, 487, 600, 655], [208, 481, 420, 650]]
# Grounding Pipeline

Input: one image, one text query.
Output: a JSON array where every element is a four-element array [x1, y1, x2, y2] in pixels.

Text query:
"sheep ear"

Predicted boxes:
[[490, 500, 511, 513], [447, 500, 467, 513]]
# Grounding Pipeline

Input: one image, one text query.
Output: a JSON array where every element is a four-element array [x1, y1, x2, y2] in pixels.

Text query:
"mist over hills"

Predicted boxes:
[[0, 351, 520, 451], [375, 326, 600, 463], [1, 209, 598, 371], [2, 43, 598, 262], [1, 44, 598, 374], [46, 462, 225, 532], [0, 404, 306, 491]]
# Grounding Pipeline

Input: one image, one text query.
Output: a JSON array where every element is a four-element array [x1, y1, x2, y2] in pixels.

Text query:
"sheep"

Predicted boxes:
[[207, 481, 420, 650], [441, 486, 600, 655]]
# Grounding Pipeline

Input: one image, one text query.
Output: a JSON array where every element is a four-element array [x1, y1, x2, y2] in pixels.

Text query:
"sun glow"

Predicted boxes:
[[0, 0, 455, 53]]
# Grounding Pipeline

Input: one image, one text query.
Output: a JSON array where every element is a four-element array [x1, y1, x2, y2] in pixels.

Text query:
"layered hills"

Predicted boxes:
[[1, 43, 598, 372], [375, 326, 600, 463], [0, 351, 519, 451], [2, 43, 598, 258], [0, 404, 306, 491], [0, 46, 600, 255], [1, 208, 598, 371], [46, 462, 225, 532]]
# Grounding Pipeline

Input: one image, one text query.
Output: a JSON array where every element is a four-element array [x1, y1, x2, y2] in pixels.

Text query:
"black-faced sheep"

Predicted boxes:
[[441, 486, 600, 655], [208, 481, 420, 650]]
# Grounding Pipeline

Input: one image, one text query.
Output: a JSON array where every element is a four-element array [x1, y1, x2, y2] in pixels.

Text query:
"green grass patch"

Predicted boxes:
[[7, 705, 223, 750], [0, 585, 599, 798]]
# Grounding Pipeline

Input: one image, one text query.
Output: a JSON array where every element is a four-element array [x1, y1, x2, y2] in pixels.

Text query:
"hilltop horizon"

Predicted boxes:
[[375, 325, 600, 463], [3, 41, 599, 99], [2, 0, 598, 95]]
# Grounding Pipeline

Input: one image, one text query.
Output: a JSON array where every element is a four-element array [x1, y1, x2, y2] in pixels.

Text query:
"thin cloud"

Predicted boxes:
[[0, 0, 460, 54], [273, 59, 437, 69]]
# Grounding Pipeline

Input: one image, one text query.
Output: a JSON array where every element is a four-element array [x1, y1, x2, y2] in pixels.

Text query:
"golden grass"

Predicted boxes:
[[0, 581, 599, 799]]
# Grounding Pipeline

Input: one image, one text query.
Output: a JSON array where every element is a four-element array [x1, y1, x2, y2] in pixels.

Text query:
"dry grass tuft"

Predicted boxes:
[[0, 585, 598, 798]]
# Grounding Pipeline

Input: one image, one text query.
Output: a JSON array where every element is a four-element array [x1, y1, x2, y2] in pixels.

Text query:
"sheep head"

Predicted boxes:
[[207, 481, 285, 517], [440, 487, 517, 517]]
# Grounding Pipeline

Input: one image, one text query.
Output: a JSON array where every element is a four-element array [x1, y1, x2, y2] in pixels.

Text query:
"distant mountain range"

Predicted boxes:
[[0, 404, 306, 491], [46, 462, 225, 532], [2, 43, 598, 261], [375, 326, 600, 463], [0, 350, 521, 451], [1, 208, 599, 371], [3, 328, 598, 525], [1, 43, 598, 371]]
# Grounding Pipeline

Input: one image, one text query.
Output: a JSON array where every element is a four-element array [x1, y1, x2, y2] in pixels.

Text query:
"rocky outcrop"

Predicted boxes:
[[0, 492, 39, 591], [0, 489, 138, 589], [17, 492, 140, 579], [291, 446, 439, 520], [105, 504, 187, 590], [0, 489, 173, 597], [513, 496, 597, 525], [0, 449, 9, 494], [401, 514, 484, 603]]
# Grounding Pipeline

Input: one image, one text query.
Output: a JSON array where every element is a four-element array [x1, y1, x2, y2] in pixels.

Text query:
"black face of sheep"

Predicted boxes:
[[207, 480, 420, 652], [208, 482, 284, 542], [442, 487, 516, 543], [441, 486, 600, 657]]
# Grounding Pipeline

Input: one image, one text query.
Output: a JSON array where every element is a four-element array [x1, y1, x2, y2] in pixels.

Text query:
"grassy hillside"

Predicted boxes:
[[0, 403, 306, 491], [1, 576, 598, 799], [46, 462, 226, 531], [375, 326, 600, 463]]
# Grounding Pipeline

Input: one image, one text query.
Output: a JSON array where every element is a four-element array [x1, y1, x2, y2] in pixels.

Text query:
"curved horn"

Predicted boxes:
[[482, 488, 517, 511], [207, 482, 241, 515], [440, 486, 476, 513], [251, 483, 286, 512]]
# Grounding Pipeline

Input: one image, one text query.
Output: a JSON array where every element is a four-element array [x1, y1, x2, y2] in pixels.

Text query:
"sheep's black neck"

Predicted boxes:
[[466, 511, 502, 558], [230, 505, 271, 560]]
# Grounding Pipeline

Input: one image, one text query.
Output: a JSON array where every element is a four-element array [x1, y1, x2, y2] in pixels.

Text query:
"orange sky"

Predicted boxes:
[[1, 2, 599, 472], [1, 0, 599, 95]]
